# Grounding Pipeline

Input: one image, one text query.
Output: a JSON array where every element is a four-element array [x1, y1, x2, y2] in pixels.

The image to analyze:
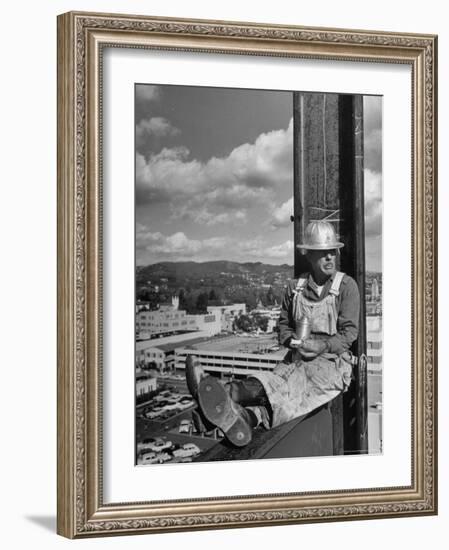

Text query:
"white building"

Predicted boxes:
[[249, 305, 281, 333], [139, 346, 165, 370], [192, 313, 222, 335], [174, 347, 287, 378], [371, 278, 380, 301], [136, 331, 219, 371], [366, 315, 382, 372], [136, 296, 221, 339], [207, 304, 246, 332], [135, 371, 157, 396]]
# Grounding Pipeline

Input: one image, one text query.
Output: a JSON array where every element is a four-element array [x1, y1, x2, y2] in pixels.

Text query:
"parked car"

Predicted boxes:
[[145, 409, 164, 419], [163, 402, 180, 411], [177, 399, 194, 410], [165, 398, 182, 406], [145, 438, 173, 453], [138, 451, 159, 465], [172, 443, 201, 458], [143, 406, 160, 417], [165, 396, 178, 402], [179, 396, 194, 404], [156, 452, 172, 463], [178, 419, 192, 434], [153, 393, 170, 403], [137, 437, 156, 452]]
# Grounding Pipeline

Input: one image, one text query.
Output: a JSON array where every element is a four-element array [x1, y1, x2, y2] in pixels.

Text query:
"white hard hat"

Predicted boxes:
[[297, 221, 344, 250]]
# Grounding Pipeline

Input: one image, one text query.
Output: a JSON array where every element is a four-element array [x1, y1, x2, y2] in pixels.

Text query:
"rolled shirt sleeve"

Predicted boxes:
[[278, 280, 297, 347], [326, 276, 360, 354]]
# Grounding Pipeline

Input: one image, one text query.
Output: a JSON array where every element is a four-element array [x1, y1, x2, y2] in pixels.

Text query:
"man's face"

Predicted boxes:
[[307, 249, 338, 280]]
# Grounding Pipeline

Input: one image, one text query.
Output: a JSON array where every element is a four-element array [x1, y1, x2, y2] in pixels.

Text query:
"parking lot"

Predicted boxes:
[[136, 386, 222, 465]]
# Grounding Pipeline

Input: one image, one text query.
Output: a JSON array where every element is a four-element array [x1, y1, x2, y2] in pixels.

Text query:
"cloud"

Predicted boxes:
[[185, 209, 247, 226], [136, 117, 180, 148], [136, 228, 231, 262], [364, 96, 382, 134], [265, 240, 294, 259], [271, 197, 293, 228], [365, 128, 382, 173], [364, 96, 382, 173], [240, 239, 294, 260], [136, 85, 161, 103], [136, 119, 293, 225], [136, 226, 294, 265], [364, 168, 382, 237], [138, 230, 201, 255]]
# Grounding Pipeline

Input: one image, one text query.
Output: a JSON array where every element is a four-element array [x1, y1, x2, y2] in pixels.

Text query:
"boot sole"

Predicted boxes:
[[198, 376, 252, 447], [185, 356, 204, 399]]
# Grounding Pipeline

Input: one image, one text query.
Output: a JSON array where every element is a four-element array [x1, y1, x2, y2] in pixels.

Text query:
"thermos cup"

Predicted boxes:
[[295, 315, 311, 343]]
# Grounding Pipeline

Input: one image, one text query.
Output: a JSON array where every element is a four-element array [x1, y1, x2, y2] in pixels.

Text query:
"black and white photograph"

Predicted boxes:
[[1, 0, 442, 542], [134, 83, 382, 465]]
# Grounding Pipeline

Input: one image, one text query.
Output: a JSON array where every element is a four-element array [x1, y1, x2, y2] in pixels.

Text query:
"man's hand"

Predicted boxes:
[[289, 338, 303, 349], [299, 339, 328, 360]]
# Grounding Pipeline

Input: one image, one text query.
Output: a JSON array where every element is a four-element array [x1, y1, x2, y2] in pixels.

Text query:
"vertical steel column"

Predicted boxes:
[[293, 93, 307, 277], [293, 92, 340, 277], [338, 94, 368, 454], [293, 91, 368, 454]]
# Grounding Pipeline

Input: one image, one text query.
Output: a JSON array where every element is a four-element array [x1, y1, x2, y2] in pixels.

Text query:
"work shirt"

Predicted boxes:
[[278, 272, 360, 355]]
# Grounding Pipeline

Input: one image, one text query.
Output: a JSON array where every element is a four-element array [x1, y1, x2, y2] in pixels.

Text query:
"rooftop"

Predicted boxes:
[[136, 331, 214, 352], [188, 333, 285, 357], [137, 331, 286, 358]]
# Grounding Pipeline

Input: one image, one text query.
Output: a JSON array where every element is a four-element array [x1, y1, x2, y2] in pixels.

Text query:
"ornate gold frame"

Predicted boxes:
[[57, 11, 438, 538]]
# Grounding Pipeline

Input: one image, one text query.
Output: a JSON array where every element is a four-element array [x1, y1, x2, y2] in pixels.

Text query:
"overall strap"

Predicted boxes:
[[295, 277, 308, 293], [292, 277, 308, 321], [329, 271, 345, 296]]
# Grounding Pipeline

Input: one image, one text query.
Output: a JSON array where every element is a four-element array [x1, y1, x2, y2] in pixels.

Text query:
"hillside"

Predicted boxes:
[[136, 260, 293, 285]]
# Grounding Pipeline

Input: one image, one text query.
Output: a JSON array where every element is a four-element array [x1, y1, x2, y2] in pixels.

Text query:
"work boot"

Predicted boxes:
[[226, 377, 269, 407], [191, 408, 216, 435], [186, 356, 216, 433], [198, 376, 255, 447], [185, 355, 205, 399]]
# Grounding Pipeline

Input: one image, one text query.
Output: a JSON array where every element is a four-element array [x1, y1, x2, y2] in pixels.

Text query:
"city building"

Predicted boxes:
[[136, 331, 218, 371], [207, 303, 246, 332], [371, 278, 379, 301], [366, 315, 382, 372], [138, 346, 166, 371], [192, 313, 222, 335], [135, 371, 157, 396], [136, 299, 196, 337], [174, 347, 286, 378], [136, 300, 151, 313], [366, 302, 382, 315], [249, 303, 281, 333], [136, 296, 221, 339]]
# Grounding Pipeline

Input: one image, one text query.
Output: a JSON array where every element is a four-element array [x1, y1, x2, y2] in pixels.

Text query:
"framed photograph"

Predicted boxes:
[[57, 11, 437, 538]]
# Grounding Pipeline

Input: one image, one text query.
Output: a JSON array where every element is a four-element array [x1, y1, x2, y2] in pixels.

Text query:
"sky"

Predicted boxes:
[[135, 84, 382, 271]]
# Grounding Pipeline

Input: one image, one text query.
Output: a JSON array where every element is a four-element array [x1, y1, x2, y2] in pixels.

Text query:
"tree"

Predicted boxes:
[[196, 292, 209, 313], [233, 314, 254, 332], [266, 286, 275, 306], [178, 288, 187, 310], [254, 314, 269, 332], [208, 288, 218, 301]]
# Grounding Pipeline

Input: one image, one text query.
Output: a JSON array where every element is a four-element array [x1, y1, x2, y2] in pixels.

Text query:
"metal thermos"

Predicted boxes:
[[295, 315, 311, 343]]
